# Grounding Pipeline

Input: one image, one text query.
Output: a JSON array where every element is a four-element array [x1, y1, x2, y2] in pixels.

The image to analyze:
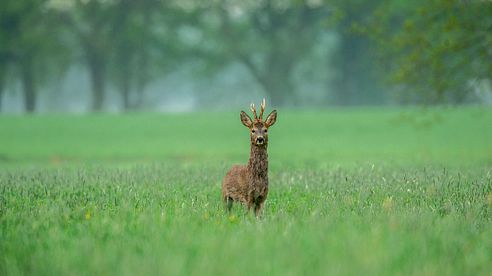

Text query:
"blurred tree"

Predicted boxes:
[[0, 0, 67, 112], [330, 0, 386, 105], [0, 12, 13, 112], [57, 0, 186, 111], [110, 0, 187, 110], [111, 0, 158, 110], [362, 0, 492, 104], [195, 0, 331, 106], [58, 0, 116, 111], [0, 56, 8, 111], [111, 0, 151, 110]]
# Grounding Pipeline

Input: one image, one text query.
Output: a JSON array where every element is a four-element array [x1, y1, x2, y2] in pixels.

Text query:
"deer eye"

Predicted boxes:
[[264, 129, 268, 133], [251, 130, 255, 133]]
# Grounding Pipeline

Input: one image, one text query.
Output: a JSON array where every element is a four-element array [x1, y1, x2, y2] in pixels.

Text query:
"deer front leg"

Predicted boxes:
[[224, 196, 233, 212], [253, 195, 266, 217], [254, 202, 264, 217], [246, 191, 255, 214], [246, 200, 254, 213]]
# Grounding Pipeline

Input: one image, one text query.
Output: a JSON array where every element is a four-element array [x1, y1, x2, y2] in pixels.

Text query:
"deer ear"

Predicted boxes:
[[264, 110, 277, 127], [240, 111, 253, 128]]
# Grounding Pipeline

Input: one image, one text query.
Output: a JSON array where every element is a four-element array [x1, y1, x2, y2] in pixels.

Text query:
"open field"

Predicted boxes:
[[1, 107, 492, 275]]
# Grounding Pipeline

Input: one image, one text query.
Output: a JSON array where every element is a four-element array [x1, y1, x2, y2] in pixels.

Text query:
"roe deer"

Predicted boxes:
[[222, 98, 277, 217]]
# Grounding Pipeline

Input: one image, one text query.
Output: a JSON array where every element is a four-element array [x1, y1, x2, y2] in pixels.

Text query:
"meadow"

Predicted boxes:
[[1, 107, 491, 275]]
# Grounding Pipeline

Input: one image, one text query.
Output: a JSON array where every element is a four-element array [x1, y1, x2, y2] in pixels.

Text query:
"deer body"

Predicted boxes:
[[222, 99, 277, 216]]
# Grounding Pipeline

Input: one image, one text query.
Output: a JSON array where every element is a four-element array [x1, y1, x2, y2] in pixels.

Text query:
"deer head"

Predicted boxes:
[[240, 98, 277, 146]]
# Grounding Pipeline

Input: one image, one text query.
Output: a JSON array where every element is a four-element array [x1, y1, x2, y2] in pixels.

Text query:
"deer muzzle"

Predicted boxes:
[[256, 137, 265, 145]]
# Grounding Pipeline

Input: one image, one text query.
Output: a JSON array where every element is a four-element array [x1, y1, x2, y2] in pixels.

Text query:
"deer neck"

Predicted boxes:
[[248, 144, 268, 178]]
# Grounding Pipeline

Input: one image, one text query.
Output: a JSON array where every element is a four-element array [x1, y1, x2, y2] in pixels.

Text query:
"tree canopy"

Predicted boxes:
[[0, 0, 491, 112]]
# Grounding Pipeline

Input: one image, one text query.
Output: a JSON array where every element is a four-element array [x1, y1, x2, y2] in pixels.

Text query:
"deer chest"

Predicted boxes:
[[249, 176, 268, 198]]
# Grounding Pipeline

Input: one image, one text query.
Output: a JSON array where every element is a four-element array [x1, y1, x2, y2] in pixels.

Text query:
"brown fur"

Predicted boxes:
[[222, 99, 277, 216]]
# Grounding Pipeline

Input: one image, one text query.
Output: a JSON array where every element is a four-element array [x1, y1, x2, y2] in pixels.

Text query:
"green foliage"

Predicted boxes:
[[191, 0, 332, 106], [109, 0, 194, 109], [1, 0, 492, 111], [361, 0, 492, 104], [0, 0, 70, 111], [329, 0, 388, 105], [0, 108, 491, 275]]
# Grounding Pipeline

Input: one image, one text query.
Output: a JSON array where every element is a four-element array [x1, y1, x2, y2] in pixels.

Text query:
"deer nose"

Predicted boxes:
[[256, 137, 264, 144]]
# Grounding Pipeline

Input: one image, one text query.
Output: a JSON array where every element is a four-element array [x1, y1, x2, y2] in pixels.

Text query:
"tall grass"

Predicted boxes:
[[1, 107, 491, 275]]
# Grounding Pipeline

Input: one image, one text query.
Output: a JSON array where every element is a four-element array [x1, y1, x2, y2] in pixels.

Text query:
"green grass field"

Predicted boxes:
[[1, 107, 492, 275]]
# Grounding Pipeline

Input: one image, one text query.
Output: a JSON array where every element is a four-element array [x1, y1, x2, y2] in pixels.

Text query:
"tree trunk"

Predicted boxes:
[[0, 54, 9, 112], [332, 35, 359, 106], [260, 74, 294, 107], [134, 51, 148, 109], [257, 56, 294, 107], [332, 26, 385, 106], [0, 86, 3, 112], [133, 8, 152, 109], [20, 59, 36, 113], [0, 69, 4, 112], [121, 65, 132, 110], [88, 54, 106, 111]]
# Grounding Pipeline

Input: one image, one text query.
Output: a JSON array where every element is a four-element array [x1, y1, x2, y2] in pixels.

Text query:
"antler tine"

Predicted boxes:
[[259, 98, 266, 120], [250, 103, 258, 119]]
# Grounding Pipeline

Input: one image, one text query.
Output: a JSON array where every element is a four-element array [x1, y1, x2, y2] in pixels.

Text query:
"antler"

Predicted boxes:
[[259, 98, 266, 120], [249, 99, 266, 121], [250, 103, 258, 120]]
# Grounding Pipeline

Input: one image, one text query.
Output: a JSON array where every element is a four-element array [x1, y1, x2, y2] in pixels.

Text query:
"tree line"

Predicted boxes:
[[1, 0, 490, 112]]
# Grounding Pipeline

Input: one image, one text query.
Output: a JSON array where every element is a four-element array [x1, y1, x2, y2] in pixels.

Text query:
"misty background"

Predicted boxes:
[[0, 0, 491, 113]]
